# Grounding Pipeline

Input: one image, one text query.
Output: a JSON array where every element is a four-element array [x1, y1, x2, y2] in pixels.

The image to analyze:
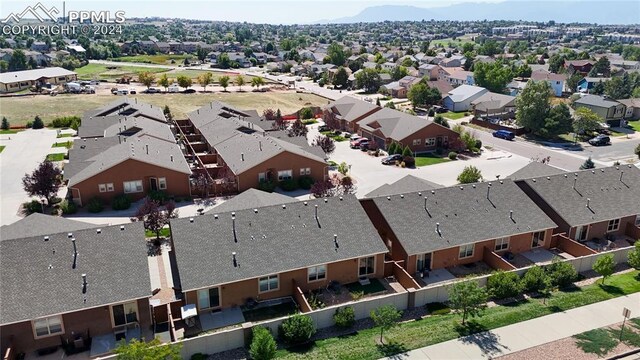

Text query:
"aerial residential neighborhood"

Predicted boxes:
[[1, 1, 640, 360]]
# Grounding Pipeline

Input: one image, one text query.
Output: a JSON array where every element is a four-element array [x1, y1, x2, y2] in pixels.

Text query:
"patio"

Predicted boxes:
[[24, 348, 90, 360], [520, 248, 558, 264], [414, 268, 457, 287], [309, 278, 397, 307], [200, 307, 245, 331], [89, 324, 148, 358], [448, 261, 494, 278], [242, 297, 298, 323]]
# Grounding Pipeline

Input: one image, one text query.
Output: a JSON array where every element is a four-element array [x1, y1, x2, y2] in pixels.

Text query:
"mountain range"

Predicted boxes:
[[316, 1, 640, 25]]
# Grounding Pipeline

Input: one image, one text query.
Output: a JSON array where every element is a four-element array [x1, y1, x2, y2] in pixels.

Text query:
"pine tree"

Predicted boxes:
[[580, 157, 595, 170], [1, 116, 9, 130], [32, 115, 44, 129]]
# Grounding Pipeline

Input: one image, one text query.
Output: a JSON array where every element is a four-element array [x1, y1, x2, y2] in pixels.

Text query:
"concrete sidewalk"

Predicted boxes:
[[385, 292, 640, 359]]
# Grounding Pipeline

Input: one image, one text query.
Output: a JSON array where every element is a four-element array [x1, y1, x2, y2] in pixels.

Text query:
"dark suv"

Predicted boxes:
[[588, 135, 610, 146]]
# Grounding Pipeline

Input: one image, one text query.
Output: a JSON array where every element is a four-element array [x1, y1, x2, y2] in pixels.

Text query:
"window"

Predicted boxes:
[[459, 244, 474, 259], [99, 184, 107, 193], [106, 183, 114, 192], [425, 138, 436, 147], [123, 180, 143, 193], [308, 264, 327, 282], [532, 231, 545, 248], [197, 287, 220, 309], [607, 218, 620, 232], [33, 316, 63, 338], [111, 302, 138, 327], [495, 237, 509, 251], [636, 215, 640, 227], [258, 172, 266, 182], [359, 256, 375, 276], [277, 170, 292, 181], [300, 168, 311, 176], [259, 274, 279, 292], [158, 177, 167, 190], [412, 139, 421, 146]]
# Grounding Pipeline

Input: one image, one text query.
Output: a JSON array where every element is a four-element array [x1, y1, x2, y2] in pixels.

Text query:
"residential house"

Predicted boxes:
[[30, 41, 49, 52], [356, 107, 460, 153], [515, 165, 640, 242], [380, 81, 406, 98], [418, 64, 440, 80], [170, 196, 389, 313], [577, 77, 611, 93], [381, 62, 396, 71], [443, 85, 489, 112], [0, 222, 152, 357], [360, 179, 558, 276], [574, 95, 627, 126], [228, 53, 252, 68], [438, 67, 474, 86], [379, 73, 393, 85], [471, 92, 516, 119], [398, 75, 421, 90], [565, 60, 594, 75], [530, 70, 567, 97], [0, 67, 77, 93], [617, 98, 640, 120], [0, 213, 98, 241], [426, 80, 454, 98], [206, 188, 298, 214], [364, 175, 442, 198], [322, 96, 382, 133], [508, 161, 567, 181], [439, 56, 463, 68], [78, 97, 167, 138]]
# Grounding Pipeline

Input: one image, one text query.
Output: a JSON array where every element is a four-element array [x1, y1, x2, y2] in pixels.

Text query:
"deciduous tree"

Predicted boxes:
[[573, 107, 603, 135], [593, 254, 615, 284], [628, 241, 640, 270], [516, 81, 552, 135], [313, 135, 335, 156], [22, 160, 62, 204], [355, 68, 382, 93], [197, 72, 213, 91], [370, 305, 401, 344], [218, 75, 230, 91], [333, 66, 348, 88], [457, 165, 482, 184], [131, 198, 178, 240], [449, 279, 488, 324], [176, 75, 192, 90], [158, 73, 170, 91], [137, 71, 155, 89], [473, 61, 513, 93], [235, 74, 245, 91], [288, 118, 308, 137]]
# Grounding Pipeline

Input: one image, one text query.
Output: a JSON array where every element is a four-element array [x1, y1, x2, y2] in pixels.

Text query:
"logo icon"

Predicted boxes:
[[2, 2, 60, 23]]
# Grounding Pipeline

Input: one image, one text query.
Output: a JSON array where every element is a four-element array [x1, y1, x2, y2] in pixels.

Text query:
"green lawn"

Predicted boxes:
[[56, 133, 74, 138], [52, 142, 72, 149], [75, 63, 170, 80], [320, 131, 348, 142], [574, 328, 619, 356], [0, 129, 19, 134], [114, 54, 193, 65], [442, 111, 468, 120], [275, 271, 640, 359], [415, 154, 450, 167], [45, 153, 65, 161], [243, 301, 299, 323], [0, 145, 5, 153], [430, 38, 470, 48], [144, 228, 171, 238], [627, 120, 640, 132], [345, 279, 387, 295]]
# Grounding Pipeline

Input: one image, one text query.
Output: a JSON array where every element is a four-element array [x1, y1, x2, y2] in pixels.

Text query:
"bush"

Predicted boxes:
[[521, 266, 548, 293], [25, 121, 33, 128], [464, 112, 470, 116], [403, 156, 415, 168], [278, 314, 315, 345], [87, 197, 104, 213], [49, 196, 62, 205], [249, 326, 277, 360], [475, 139, 482, 149], [333, 307, 355, 328], [547, 258, 578, 288], [448, 151, 458, 160], [297, 175, 314, 190], [487, 270, 523, 299], [279, 179, 298, 192], [148, 190, 169, 204], [350, 290, 364, 300], [32, 116, 44, 129], [635, 143, 640, 160], [59, 200, 77, 215], [299, 107, 314, 120], [258, 180, 277, 193], [428, 108, 435, 116], [425, 302, 451, 315], [23, 200, 43, 214], [112, 194, 132, 211], [50, 116, 81, 129]]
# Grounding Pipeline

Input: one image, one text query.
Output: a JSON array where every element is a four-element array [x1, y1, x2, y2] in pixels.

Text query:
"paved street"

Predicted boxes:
[[384, 292, 640, 360], [0, 129, 59, 225]]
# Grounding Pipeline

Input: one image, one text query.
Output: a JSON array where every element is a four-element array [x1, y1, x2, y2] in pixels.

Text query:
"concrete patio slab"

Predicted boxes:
[[420, 268, 457, 287], [199, 307, 245, 332], [521, 248, 557, 264]]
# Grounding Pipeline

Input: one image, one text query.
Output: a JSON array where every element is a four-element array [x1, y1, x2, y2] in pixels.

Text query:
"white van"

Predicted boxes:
[[168, 84, 180, 93]]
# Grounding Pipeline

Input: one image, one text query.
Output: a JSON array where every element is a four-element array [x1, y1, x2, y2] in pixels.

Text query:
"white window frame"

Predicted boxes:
[[495, 237, 509, 251], [158, 177, 167, 190], [532, 231, 545, 248], [197, 287, 221, 310], [277, 170, 292, 181], [425, 138, 436, 147], [98, 184, 107, 193], [258, 274, 279, 293], [607, 218, 620, 232], [32, 315, 64, 338], [299, 167, 311, 176], [412, 139, 421, 146], [459, 244, 474, 259], [635, 215, 640, 227], [358, 256, 376, 276], [106, 183, 114, 192], [110, 301, 139, 328], [308, 264, 327, 282], [258, 172, 266, 182], [123, 180, 143, 194]]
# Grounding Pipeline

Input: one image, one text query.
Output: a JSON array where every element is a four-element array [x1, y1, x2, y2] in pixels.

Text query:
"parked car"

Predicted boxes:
[[492, 130, 515, 140], [432, 106, 447, 114], [168, 85, 180, 93], [381, 154, 403, 165], [183, 89, 196, 94], [349, 134, 361, 141], [350, 138, 368, 149], [360, 143, 370, 151], [588, 134, 610, 146], [143, 87, 160, 94], [318, 125, 330, 132], [128, 88, 137, 95]]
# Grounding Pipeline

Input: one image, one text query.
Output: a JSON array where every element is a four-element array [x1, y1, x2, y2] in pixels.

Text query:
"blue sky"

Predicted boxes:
[[1, 0, 504, 24]]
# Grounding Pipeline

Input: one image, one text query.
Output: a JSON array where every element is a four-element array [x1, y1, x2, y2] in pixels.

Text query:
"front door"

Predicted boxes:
[[150, 177, 158, 191], [436, 136, 443, 147], [575, 225, 588, 242], [416, 253, 432, 272]]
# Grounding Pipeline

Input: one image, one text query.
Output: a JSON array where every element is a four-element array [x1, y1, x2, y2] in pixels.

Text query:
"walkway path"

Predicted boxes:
[[385, 292, 640, 359]]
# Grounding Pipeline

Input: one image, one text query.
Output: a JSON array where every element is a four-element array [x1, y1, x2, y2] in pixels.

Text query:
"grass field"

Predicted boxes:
[[75, 63, 170, 80], [52, 142, 72, 149], [442, 111, 468, 120], [415, 154, 450, 167], [275, 271, 640, 359], [430, 38, 471, 48], [628, 120, 640, 132], [0, 129, 20, 134], [0, 92, 327, 126], [46, 153, 65, 161], [0, 146, 5, 153], [114, 54, 193, 65]]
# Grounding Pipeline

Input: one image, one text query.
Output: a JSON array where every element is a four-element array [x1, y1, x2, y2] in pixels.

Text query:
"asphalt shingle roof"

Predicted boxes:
[[357, 108, 435, 141], [364, 175, 442, 198], [445, 85, 488, 102], [0, 214, 98, 241], [371, 179, 557, 255], [519, 165, 640, 227], [207, 189, 298, 214], [0, 67, 75, 84], [83, 97, 165, 122], [325, 96, 381, 123], [171, 195, 388, 292], [0, 223, 151, 325], [574, 95, 621, 109], [508, 162, 567, 181]]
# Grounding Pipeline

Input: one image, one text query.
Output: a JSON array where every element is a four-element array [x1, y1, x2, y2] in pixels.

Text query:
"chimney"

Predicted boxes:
[[241, 153, 244, 161], [232, 212, 237, 242], [334, 234, 339, 250], [232, 252, 238, 267], [82, 274, 87, 294]]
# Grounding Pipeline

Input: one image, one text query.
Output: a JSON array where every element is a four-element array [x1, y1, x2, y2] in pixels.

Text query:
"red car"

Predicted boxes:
[[350, 138, 369, 149]]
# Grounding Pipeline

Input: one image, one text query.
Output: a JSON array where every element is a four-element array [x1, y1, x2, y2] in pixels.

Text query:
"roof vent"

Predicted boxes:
[[96, 228, 101, 234], [282, 204, 286, 209], [533, 179, 536, 182], [82, 274, 87, 294], [232, 252, 238, 267], [509, 210, 514, 222], [334, 234, 339, 250], [435, 222, 441, 236], [254, 208, 258, 213], [460, 186, 463, 190], [339, 196, 343, 200], [586, 198, 591, 208], [499, 180, 503, 184], [44, 236, 49, 241], [324, 198, 328, 203], [120, 225, 125, 231], [214, 214, 219, 219], [304, 201, 308, 206], [241, 153, 244, 161], [424, 198, 431, 218], [564, 174, 568, 178], [400, 194, 404, 199], [387, 196, 391, 200], [232, 213, 237, 243], [472, 184, 476, 188], [591, 170, 595, 174], [67, 232, 73, 238], [431, 190, 435, 194], [48, 264, 53, 270], [189, 217, 194, 223], [418, 192, 422, 196], [547, 177, 550, 180]]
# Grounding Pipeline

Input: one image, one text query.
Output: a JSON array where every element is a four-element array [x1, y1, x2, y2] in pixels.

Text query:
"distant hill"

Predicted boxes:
[[317, 1, 640, 25]]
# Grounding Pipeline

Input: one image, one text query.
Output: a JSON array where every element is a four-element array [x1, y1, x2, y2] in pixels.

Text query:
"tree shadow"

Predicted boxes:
[[456, 321, 509, 357], [600, 284, 624, 295], [376, 340, 409, 358], [284, 341, 317, 354]]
